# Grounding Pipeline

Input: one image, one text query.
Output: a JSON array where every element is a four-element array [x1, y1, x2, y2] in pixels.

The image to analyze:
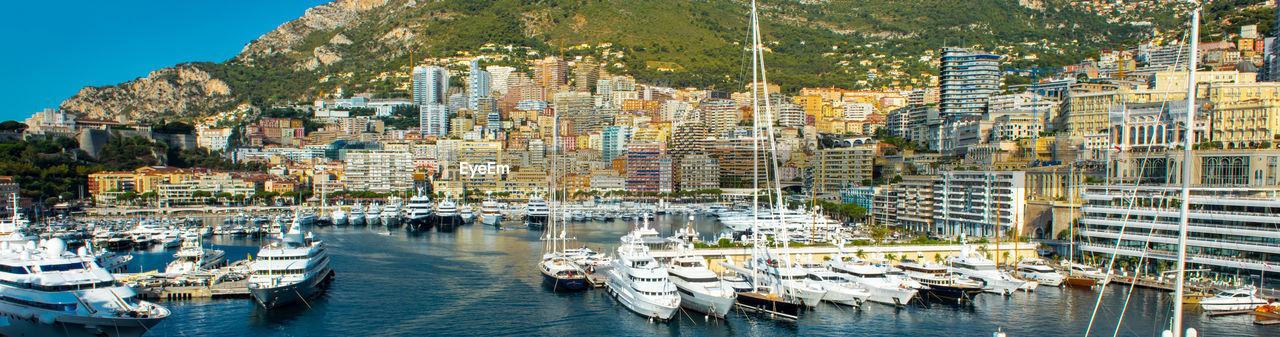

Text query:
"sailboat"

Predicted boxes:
[[717, 0, 806, 320], [538, 104, 588, 292], [1063, 163, 1108, 288]]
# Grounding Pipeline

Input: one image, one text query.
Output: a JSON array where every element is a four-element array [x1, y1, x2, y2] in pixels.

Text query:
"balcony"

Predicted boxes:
[[1078, 228, 1280, 254], [1079, 243, 1280, 273]]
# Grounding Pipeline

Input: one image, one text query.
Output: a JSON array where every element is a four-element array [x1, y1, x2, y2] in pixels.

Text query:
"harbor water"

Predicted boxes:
[[124, 214, 1275, 336]]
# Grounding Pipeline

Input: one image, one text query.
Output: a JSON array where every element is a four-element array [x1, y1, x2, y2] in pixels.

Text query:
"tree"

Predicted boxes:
[[856, 249, 866, 259], [884, 253, 897, 262], [192, 190, 212, 198], [0, 121, 27, 132]]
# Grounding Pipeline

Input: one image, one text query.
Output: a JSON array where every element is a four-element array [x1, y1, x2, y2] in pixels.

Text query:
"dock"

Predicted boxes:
[[131, 280, 250, 300]]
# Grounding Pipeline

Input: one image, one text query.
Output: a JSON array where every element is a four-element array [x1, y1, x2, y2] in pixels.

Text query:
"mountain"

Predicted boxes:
[[58, 0, 1187, 122]]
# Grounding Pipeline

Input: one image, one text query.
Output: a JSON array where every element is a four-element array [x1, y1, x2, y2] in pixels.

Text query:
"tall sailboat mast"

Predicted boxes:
[[1170, 3, 1200, 336]]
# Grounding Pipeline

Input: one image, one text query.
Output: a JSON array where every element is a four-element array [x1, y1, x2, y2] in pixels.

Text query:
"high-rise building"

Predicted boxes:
[[602, 126, 631, 165], [343, 150, 415, 193], [817, 145, 876, 193], [939, 47, 1000, 121], [776, 103, 805, 127], [677, 154, 719, 191], [698, 97, 738, 138], [419, 104, 450, 137], [467, 60, 491, 111], [553, 91, 599, 135], [572, 57, 600, 92], [486, 65, 515, 94], [625, 142, 672, 193], [412, 66, 449, 106], [534, 56, 568, 90]]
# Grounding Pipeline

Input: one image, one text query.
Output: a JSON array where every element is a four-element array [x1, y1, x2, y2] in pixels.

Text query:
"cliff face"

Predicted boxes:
[[60, 0, 390, 122], [59, 65, 232, 121], [235, 0, 389, 63]]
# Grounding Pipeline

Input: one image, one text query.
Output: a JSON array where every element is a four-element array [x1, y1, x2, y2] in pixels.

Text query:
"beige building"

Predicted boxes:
[[1063, 89, 1185, 137], [816, 145, 875, 193], [1206, 82, 1280, 149]]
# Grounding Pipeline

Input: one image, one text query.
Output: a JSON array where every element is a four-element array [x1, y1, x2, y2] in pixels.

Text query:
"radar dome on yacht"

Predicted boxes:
[[42, 238, 67, 257], [77, 246, 90, 256], [24, 240, 37, 251]]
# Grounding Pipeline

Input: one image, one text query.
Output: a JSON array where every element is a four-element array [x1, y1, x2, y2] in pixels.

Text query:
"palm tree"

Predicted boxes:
[[885, 253, 897, 262], [856, 249, 866, 259]]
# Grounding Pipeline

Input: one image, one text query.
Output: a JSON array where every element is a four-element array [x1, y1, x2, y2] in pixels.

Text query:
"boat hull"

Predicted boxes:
[[863, 284, 917, 306], [673, 287, 735, 318], [432, 215, 462, 232], [541, 270, 588, 292], [481, 214, 502, 226], [736, 291, 800, 319], [527, 215, 549, 229], [1063, 277, 1099, 288], [605, 276, 679, 320], [249, 269, 335, 309], [0, 302, 167, 337], [1200, 300, 1268, 311], [919, 285, 983, 304]]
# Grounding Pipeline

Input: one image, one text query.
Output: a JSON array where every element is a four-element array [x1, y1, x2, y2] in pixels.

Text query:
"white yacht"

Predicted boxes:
[[943, 241, 1027, 295], [604, 235, 680, 320], [825, 258, 919, 306], [1014, 258, 1064, 287], [0, 239, 170, 337], [331, 207, 349, 226], [1199, 285, 1269, 311], [380, 201, 402, 226], [247, 216, 334, 309], [364, 203, 382, 226], [349, 203, 366, 226], [805, 268, 871, 307], [405, 191, 434, 230], [459, 204, 475, 223], [433, 198, 461, 230], [164, 237, 226, 274], [480, 198, 503, 226], [525, 196, 550, 229], [664, 254, 736, 318], [897, 260, 985, 303]]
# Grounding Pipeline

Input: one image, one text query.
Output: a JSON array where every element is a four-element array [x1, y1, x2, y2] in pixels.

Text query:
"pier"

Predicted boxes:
[[649, 242, 1039, 273]]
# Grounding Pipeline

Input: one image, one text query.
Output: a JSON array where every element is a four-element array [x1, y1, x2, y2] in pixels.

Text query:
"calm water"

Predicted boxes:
[[122, 214, 1274, 337]]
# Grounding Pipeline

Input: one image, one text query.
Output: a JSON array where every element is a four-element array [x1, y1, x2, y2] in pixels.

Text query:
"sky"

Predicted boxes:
[[0, 0, 331, 122]]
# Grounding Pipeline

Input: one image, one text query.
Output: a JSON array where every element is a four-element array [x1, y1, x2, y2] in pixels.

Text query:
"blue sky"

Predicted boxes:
[[0, 0, 330, 122]]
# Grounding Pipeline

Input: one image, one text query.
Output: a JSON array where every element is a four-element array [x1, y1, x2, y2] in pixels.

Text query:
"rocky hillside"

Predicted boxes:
[[59, 0, 1193, 122]]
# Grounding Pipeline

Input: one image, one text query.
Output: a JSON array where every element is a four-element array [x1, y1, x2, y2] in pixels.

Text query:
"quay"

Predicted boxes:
[[649, 242, 1039, 273], [127, 279, 251, 300]]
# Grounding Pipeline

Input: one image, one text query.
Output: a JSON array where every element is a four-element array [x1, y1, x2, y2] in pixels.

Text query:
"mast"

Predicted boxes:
[[1170, 4, 1200, 336], [748, 0, 763, 292]]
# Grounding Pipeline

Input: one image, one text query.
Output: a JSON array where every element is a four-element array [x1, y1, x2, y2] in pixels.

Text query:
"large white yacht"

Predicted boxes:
[[330, 207, 348, 226], [944, 245, 1027, 295], [0, 239, 170, 337], [480, 198, 502, 226], [247, 216, 334, 309], [405, 191, 434, 230], [459, 204, 475, 223], [604, 234, 680, 320], [664, 254, 735, 318], [164, 237, 226, 274], [349, 203, 366, 226], [796, 260, 870, 307], [1014, 258, 1064, 287], [525, 196, 550, 229], [364, 203, 382, 226], [825, 258, 918, 306], [896, 260, 984, 303], [379, 201, 402, 226], [433, 198, 461, 231]]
